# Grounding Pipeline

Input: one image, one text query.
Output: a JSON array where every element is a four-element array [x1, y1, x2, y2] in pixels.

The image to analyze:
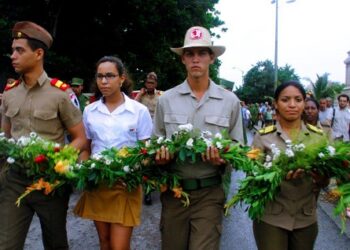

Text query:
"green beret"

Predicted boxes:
[[71, 77, 84, 86], [12, 21, 53, 48]]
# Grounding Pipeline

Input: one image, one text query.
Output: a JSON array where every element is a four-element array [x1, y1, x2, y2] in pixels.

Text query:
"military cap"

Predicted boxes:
[[71, 77, 84, 86], [12, 21, 53, 48]]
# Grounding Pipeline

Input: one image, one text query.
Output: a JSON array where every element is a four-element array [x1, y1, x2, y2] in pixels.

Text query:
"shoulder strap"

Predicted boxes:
[[4, 80, 20, 91], [331, 108, 335, 127], [258, 125, 276, 135], [50, 78, 70, 91]]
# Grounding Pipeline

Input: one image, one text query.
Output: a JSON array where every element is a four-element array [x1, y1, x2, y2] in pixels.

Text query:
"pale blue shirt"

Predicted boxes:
[[83, 94, 153, 155]]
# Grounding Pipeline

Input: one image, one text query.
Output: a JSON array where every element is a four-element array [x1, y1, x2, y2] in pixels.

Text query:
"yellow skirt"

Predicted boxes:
[[73, 184, 142, 227]]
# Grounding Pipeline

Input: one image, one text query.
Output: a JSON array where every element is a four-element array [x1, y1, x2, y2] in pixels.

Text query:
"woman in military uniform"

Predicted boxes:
[[252, 81, 329, 250]]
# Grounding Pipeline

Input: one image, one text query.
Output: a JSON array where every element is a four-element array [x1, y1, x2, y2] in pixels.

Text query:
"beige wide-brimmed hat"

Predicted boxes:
[[170, 26, 225, 58]]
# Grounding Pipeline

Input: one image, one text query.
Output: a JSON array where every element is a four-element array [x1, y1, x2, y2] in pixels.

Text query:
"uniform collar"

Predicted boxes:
[[92, 93, 136, 114], [18, 71, 48, 87], [275, 121, 310, 140], [177, 79, 223, 99]]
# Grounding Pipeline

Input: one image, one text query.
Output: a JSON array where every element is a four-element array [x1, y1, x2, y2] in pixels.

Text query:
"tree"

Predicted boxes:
[[0, 0, 224, 92], [235, 60, 299, 104], [304, 73, 345, 101]]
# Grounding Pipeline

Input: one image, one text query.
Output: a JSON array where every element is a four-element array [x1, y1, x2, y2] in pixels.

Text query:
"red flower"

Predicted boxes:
[[54, 146, 61, 153], [223, 146, 230, 153], [34, 154, 47, 164], [342, 160, 349, 168], [140, 148, 148, 155], [142, 176, 149, 182]]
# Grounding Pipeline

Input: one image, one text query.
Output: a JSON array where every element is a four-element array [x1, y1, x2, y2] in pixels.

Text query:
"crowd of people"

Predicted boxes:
[[0, 20, 349, 250]]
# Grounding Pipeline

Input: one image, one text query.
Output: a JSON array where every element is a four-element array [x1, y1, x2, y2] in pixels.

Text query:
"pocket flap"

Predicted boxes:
[[205, 116, 229, 127], [33, 110, 57, 120], [5, 108, 19, 118]]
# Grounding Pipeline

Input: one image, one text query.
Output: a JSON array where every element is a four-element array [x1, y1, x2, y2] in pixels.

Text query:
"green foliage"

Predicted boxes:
[[235, 60, 299, 104], [304, 73, 345, 101], [0, 0, 224, 91]]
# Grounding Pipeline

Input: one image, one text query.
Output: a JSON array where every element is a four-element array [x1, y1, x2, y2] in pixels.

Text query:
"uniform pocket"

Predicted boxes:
[[205, 116, 229, 128], [5, 107, 20, 118], [265, 202, 284, 215], [164, 114, 188, 133], [33, 110, 59, 135]]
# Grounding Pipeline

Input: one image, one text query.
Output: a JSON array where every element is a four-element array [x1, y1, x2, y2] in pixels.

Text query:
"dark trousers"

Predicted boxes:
[[160, 185, 225, 250], [0, 170, 70, 250], [253, 220, 318, 250]]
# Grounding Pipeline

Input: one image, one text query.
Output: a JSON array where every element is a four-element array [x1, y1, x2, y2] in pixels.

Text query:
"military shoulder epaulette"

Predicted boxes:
[[306, 123, 324, 135], [258, 125, 277, 135], [4, 80, 20, 91], [50, 78, 70, 91]]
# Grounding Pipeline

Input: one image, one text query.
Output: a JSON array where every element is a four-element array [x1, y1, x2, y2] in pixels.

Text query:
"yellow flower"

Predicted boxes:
[[54, 160, 70, 174], [160, 184, 168, 193], [247, 148, 261, 160], [117, 147, 129, 158]]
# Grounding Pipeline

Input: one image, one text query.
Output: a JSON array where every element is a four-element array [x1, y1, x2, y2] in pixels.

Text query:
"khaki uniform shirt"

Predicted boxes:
[[2, 72, 82, 144], [139, 90, 162, 119], [253, 122, 327, 230], [153, 80, 243, 179]]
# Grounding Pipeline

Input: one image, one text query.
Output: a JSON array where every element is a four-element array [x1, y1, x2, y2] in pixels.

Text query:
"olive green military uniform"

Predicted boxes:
[[0, 72, 82, 250], [252, 122, 327, 250], [139, 90, 162, 119], [77, 93, 90, 112], [153, 80, 243, 250]]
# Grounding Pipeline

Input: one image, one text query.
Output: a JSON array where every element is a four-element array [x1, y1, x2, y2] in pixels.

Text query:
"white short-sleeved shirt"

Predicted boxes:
[[83, 94, 153, 155]]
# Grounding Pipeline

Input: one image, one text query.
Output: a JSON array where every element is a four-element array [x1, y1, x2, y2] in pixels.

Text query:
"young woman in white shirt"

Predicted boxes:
[[74, 56, 153, 250]]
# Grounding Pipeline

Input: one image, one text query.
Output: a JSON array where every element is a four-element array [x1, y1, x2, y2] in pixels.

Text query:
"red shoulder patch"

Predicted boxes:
[[4, 80, 20, 91], [50, 78, 70, 91]]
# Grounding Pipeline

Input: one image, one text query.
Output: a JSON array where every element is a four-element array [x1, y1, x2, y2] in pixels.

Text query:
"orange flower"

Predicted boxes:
[[172, 187, 183, 198], [160, 184, 168, 193], [247, 148, 261, 160], [54, 160, 70, 174]]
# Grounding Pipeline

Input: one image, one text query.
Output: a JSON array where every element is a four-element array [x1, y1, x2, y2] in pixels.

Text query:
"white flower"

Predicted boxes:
[[30, 132, 37, 138], [92, 154, 102, 160], [164, 138, 172, 143], [186, 138, 194, 148], [145, 140, 151, 148], [178, 123, 193, 132], [8, 138, 16, 144], [54, 143, 61, 148], [75, 164, 83, 169], [157, 137, 164, 144], [216, 141, 223, 149], [265, 155, 272, 162], [285, 139, 292, 146], [0, 132, 5, 137], [105, 159, 111, 165], [264, 162, 272, 169], [123, 165, 130, 173], [293, 143, 305, 152], [17, 136, 31, 146], [285, 148, 295, 157], [318, 152, 325, 158], [214, 133, 223, 140], [327, 146, 335, 156], [204, 138, 212, 147], [7, 157, 15, 164], [90, 163, 96, 169]]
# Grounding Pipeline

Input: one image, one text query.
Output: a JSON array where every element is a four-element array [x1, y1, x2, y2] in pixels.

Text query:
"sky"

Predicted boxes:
[[212, 0, 350, 88]]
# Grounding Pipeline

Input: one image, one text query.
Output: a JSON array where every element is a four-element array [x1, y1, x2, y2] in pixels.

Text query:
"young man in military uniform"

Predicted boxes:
[[153, 26, 243, 250], [0, 21, 87, 250], [71, 77, 89, 112]]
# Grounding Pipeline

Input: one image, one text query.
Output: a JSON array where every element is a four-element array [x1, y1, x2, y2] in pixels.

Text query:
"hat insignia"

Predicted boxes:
[[17, 32, 22, 38], [190, 29, 202, 40]]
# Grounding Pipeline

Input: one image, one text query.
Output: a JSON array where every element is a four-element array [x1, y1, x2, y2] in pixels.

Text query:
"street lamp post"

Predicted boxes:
[[271, 0, 295, 91], [232, 67, 245, 86]]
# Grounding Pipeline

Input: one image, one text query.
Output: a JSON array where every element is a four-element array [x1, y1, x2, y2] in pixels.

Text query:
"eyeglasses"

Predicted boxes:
[[96, 73, 119, 81]]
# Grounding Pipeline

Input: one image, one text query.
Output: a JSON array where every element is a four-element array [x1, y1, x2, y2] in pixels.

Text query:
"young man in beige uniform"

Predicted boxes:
[[153, 26, 243, 250], [0, 21, 87, 250]]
